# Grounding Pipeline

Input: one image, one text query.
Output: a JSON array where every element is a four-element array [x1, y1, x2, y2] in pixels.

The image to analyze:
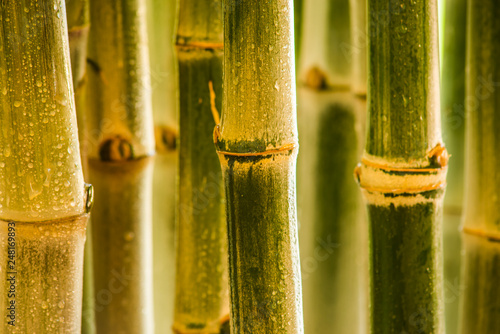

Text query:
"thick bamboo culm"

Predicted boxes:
[[0, 1, 90, 332], [440, 0, 466, 333], [64, 1, 95, 332], [459, 0, 500, 332], [173, 0, 229, 333], [296, 0, 368, 333], [355, 0, 446, 333], [86, 0, 155, 332], [146, 0, 178, 333], [217, 0, 303, 332]]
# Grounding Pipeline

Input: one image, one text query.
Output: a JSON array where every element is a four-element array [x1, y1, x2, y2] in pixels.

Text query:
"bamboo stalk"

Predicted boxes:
[[297, 90, 367, 334], [146, 0, 178, 333], [86, 0, 155, 332], [296, 0, 368, 332], [459, 0, 500, 332], [0, 1, 90, 332], [173, 0, 228, 333], [216, 0, 303, 332], [355, 0, 446, 333], [350, 0, 367, 97], [298, 0, 351, 88], [65, 1, 95, 332], [440, 0, 466, 333]]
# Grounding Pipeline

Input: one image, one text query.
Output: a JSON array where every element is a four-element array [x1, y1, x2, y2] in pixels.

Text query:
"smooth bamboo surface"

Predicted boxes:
[[297, 90, 367, 334], [86, 0, 155, 332], [298, 0, 351, 88], [440, 0, 466, 332], [89, 158, 154, 333], [460, 0, 500, 332], [146, 0, 178, 332]]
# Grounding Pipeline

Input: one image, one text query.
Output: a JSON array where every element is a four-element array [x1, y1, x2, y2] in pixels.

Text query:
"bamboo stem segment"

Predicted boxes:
[[173, 0, 228, 331], [459, 0, 500, 332], [86, 0, 155, 332], [0, 1, 90, 331], [356, 0, 446, 332], [146, 0, 178, 333], [217, 0, 303, 332]]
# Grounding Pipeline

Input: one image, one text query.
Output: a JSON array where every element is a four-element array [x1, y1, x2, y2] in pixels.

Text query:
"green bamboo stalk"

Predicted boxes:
[[65, 1, 95, 332], [173, 0, 228, 333], [86, 0, 155, 332], [440, 0, 466, 333], [146, 0, 178, 333], [441, 0, 466, 212], [0, 1, 90, 332], [298, 0, 351, 88], [459, 0, 500, 332], [216, 0, 303, 332], [355, 0, 446, 333]]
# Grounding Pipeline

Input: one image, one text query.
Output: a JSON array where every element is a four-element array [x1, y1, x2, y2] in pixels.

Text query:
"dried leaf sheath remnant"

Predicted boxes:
[[86, 0, 155, 332], [217, 0, 303, 333], [356, 0, 446, 333], [0, 1, 90, 332], [460, 1, 500, 333], [173, 0, 229, 332]]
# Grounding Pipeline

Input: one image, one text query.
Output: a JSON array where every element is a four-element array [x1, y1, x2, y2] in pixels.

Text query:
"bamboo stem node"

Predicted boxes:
[[216, 143, 296, 157], [462, 226, 500, 243], [175, 41, 224, 50], [355, 144, 448, 203]]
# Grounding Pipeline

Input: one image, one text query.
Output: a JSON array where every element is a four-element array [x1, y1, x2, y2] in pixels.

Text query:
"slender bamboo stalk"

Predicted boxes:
[[146, 0, 178, 333], [355, 0, 446, 332], [440, 0, 466, 333], [296, 0, 368, 332], [0, 1, 90, 332], [297, 90, 367, 334], [86, 0, 155, 332], [173, 0, 228, 333], [350, 0, 367, 97], [298, 0, 351, 88], [216, 0, 303, 332], [459, 0, 500, 332], [65, 1, 95, 332]]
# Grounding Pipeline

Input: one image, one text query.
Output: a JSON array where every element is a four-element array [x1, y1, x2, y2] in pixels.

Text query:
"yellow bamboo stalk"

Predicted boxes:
[[86, 0, 155, 332], [0, 1, 90, 332], [173, 0, 228, 332], [146, 0, 178, 333]]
